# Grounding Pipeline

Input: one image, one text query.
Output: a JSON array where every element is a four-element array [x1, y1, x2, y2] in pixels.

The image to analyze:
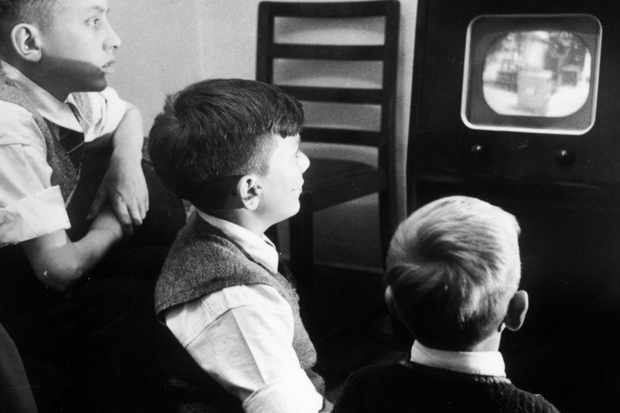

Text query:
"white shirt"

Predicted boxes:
[[0, 61, 128, 246], [165, 211, 324, 413], [410, 340, 508, 377]]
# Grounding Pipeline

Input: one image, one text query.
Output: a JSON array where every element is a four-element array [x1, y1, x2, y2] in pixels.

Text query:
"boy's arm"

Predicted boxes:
[[166, 285, 326, 413], [0, 101, 123, 291], [89, 105, 149, 232], [22, 208, 123, 292]]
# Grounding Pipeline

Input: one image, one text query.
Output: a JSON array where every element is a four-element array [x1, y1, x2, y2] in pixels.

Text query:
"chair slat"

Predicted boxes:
[[256, 0, 400, 277], [279, 85, 383, 104], [302, 127, 384, 146], [262, 1, 395, 18], [272, 44, 385, 60]]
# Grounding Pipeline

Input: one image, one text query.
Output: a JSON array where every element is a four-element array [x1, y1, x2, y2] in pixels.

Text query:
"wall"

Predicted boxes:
[[109, 0, 417, 271], [108, 0, 206, 130]]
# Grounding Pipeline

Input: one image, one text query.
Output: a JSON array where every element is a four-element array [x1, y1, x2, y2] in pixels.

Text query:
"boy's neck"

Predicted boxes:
[[205, 209, 272, 237], [431, 331, 503, 353], [24, 66, 70, 101], [5, 59, 71, 101], [462, 331, 502, 352]]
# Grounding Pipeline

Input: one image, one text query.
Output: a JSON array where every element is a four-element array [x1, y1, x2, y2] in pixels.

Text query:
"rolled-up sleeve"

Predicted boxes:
[[0, 102, 70, 246], [243, 373, 325, 413], [166, 284, 324, 413]]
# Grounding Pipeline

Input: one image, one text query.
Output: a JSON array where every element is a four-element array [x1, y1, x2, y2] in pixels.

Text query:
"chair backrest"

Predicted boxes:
[[256, 0, 399, 165]]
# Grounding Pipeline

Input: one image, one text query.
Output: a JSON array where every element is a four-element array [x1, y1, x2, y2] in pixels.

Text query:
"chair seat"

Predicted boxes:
[[302, 158, 386, 211]]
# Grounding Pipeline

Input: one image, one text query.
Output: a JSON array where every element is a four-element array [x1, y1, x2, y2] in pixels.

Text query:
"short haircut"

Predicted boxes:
[[148, 78, 304, 210], [0, 0, 56, 46], [385, 196, 521, 350]]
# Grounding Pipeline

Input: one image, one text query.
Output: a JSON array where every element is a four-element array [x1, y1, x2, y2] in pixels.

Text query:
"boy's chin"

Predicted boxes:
[[69, 75, 108, 93], [88, 77, 108, 92], [270, 205, 301, 225], [76, 69, 109, 91], [287, 203, 302, 218]]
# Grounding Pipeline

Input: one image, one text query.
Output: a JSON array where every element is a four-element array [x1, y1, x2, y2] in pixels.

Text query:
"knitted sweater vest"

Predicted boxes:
[[0, 75, 83, 318], [155, 214, 324, 393], [0, 75, 79, 200]]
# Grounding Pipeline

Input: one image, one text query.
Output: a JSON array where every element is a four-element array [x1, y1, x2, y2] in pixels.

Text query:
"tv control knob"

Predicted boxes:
[[555, 148, 575, 166], [470, 144, 484, 153]]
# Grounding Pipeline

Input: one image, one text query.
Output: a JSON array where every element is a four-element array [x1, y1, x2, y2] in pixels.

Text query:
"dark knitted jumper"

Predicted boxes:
[[155, 213, 325, 394], [334, 361, 560, 413]]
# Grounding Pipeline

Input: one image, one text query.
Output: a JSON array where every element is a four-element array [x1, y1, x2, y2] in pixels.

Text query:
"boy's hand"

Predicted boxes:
[[90, 206, 124, 242], [89, 152, 149, 233]]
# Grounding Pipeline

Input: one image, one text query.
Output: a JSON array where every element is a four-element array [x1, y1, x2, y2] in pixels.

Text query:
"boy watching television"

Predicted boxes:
[[334, 196, 559, 413], [0, 0, 185, 411], [149, 78, 331, 413]]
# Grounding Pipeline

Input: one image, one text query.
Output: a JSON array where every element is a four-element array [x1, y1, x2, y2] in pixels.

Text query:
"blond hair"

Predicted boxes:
[[386, 196, 521, 349]]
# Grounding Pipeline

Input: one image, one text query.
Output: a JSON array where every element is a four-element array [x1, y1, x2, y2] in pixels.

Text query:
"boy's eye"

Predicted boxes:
[[86, 17, 102, 27]]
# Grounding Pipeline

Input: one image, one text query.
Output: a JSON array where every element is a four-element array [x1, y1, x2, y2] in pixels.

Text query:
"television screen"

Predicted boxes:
[[461, 14, 602, 135]]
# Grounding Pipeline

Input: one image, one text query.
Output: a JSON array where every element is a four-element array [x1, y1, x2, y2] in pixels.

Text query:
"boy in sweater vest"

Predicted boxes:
[[149, 78, 331, 413], [0, 0, 185, 411], [335, 196, 559, 413]]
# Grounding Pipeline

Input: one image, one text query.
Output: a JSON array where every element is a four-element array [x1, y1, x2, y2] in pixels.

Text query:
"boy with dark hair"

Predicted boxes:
[[0, 0, 145, 281], [0, 0, 185, 411], [149, 78, 331, 413], [334, 196, 559, 413]]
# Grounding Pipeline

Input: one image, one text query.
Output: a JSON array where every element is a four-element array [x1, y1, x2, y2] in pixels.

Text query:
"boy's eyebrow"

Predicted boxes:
[[88, 5, 110, 14]]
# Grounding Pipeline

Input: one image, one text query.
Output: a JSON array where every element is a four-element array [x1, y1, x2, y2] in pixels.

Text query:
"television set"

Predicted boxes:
[[461, 14, 602, 135]]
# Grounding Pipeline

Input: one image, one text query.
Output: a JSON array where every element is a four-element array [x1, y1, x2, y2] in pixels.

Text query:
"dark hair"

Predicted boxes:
[[385, 196, 521, 350], [148, 78, 304, 210], [0, 0, 23, 23], [0, 0, 55, 46]]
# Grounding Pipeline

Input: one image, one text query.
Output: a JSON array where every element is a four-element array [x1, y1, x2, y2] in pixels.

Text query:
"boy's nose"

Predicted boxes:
[[105, 24, 122, 50]]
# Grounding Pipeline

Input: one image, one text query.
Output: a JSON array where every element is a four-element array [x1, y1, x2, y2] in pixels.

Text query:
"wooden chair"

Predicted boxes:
[[256, 1, 400, 296]]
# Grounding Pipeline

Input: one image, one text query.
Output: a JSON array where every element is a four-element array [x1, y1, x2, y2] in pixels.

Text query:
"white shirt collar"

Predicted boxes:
[[410, 340, 507, 377], [1, 60, 85, 132], [196, 210, 279, 273]]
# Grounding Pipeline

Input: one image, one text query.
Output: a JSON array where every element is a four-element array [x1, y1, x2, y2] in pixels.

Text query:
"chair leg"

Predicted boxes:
[[378, 189, 392, 265], [289, 197, 314, 296]]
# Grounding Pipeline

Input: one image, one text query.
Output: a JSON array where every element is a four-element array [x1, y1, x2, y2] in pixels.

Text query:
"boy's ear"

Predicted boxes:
[[384, 285, 401, 321], [503, 290, 529, 332], [236, 174, 263, 210], [11, 24, 43, 62]]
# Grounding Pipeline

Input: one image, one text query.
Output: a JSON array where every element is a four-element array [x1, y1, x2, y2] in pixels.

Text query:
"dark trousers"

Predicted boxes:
[[6, 278, 158, 412], [0, 322, 38, 413], [1, 160, 188, 413]]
